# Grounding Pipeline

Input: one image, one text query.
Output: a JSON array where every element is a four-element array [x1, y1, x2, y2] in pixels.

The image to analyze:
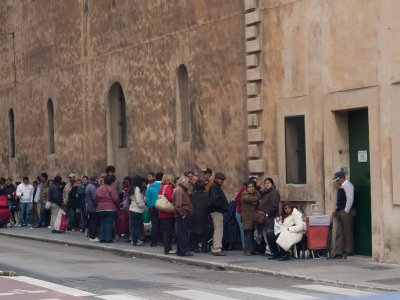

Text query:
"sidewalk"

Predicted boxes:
[[1, 226, 400, 292]]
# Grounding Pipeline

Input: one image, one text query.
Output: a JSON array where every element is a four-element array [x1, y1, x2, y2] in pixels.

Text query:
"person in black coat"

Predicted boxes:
[[190, 180, 211, 253]]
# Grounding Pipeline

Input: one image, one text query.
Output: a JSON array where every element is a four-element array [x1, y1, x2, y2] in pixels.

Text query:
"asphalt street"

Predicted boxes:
[[0, 236, 391, 300]]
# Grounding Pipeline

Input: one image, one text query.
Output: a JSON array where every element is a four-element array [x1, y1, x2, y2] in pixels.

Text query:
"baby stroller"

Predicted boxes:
[[0, 194, 12, 228]]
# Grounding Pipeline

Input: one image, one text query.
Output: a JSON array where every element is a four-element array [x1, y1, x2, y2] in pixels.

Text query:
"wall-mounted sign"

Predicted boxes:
[[358, 150, 368, 162]]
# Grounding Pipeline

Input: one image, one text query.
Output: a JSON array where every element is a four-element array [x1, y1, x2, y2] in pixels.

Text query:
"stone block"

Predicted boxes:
[[247, 97, 263, 112], [248, 128, 264, 142], [246, 67, 262, 81], [248, 144, 260, 158], [249, 159, 265, 174], [247, 113, 259, 127], [246, 54, 258, 68], [247, 83, 259, 96], [246, 39, 261, 54], [245, 10, 260, 26], [244, 0, 257, 12], [245, 25, 258, 40]]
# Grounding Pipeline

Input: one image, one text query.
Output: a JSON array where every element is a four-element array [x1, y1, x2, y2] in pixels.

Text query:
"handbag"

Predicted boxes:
[[155, 186, 175, 213], [253, 210, 266, 224]]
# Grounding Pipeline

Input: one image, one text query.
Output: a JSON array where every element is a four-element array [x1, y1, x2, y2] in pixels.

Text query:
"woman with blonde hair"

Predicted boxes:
[[158, 174, 175, 254]]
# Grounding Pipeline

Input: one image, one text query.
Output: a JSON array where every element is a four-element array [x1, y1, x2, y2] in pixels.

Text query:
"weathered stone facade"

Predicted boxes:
[[2, 0, 400, 263]]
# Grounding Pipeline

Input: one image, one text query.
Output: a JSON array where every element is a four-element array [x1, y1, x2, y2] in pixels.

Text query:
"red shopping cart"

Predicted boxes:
[[306, 206, 331, 258]]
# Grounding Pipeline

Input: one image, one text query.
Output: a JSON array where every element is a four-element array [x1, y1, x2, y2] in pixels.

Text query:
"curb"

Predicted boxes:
[[1, 231, 399, 292]]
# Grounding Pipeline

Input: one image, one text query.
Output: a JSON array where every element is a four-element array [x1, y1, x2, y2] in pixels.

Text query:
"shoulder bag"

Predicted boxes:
[[155, 185, 175, 213], [253, 210, 266, 224]]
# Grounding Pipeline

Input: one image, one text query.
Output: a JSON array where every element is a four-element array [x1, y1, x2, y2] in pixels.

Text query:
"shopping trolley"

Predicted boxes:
[[306, 204, 331, 258]]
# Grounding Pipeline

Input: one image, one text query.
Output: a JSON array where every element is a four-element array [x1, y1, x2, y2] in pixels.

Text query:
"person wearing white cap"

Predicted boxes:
[[330, 171, 355, 259]]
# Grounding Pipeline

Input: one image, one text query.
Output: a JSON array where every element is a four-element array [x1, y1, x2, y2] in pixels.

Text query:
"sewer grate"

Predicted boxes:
[[368, 277, 400, 285]]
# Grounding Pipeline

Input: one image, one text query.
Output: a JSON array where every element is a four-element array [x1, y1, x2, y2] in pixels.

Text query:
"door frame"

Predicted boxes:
[[323, 87, 382, 259]]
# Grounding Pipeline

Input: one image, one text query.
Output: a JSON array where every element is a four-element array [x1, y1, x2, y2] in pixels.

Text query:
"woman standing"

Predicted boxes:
[[48, 176, 64, 233], [96, 175, 119, 243], [267, 201, 304, 261], [257, 178, 281, 251], [129, 175, 146, 246], [190, 180, 210, 253], [68, 179, 81, 231], [158, 174, 175, 254], [241, 181, 260, 255]]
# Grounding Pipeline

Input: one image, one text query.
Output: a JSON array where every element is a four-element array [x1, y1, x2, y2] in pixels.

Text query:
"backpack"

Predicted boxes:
[[222, 201, 242, 250]]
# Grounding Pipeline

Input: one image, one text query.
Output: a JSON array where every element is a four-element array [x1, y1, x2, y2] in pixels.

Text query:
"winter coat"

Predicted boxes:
[[96, 184, 119, 211], [145, 181, 161, 208], [129, 186, 146, 214], [158, 183, 174, 219], [241, 191, 260, 230], [85, 182, 98, 212], [276, 208, 304, 251], [258, 188, 280, 230], [68, 186, 80, 209], [48, 183, 63, 207], [207, 182, 228, 214], [172, 185, 193, 218], [190, 191, 210, 234]]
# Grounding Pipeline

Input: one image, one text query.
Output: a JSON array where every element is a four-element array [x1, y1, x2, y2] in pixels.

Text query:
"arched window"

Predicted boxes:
[[177, 65, 190, 142], [118, 91, 127, 148], [9, 109, 15, 158], [108, 82, 127, 149], [48, 99, 55, 154]]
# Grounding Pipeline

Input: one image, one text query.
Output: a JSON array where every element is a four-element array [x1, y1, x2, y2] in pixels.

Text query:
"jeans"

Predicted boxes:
[[99, 211, 116, 242], [175, 216, 191, 255], [19, 202, 32, 226], [80, 198, 88, 231], [130, 211, 143, 243], [69, 208, 79, 229], [149, 207, 159, 245], [37, 205, 50, 227], [235, 212, 244, 248], [8, 199, 16, 223], [243, 229, 255, 253], [87, 211, 98, 239]]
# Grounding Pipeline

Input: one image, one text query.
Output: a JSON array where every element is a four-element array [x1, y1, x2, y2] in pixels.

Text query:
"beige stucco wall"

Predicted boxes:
[[0, 0, 247, 197], [260, 0, 400, 262]]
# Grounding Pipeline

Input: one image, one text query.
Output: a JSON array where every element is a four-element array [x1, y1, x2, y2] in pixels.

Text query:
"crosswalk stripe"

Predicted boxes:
[[165, 289, 239, 300], [7, 276, 95, 297], [228, 287, 319, 300], [294, 285, 377, 297], [96, 295, 147, 300]]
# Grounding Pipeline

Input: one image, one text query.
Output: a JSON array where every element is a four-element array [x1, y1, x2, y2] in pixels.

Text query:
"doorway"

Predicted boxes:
[[348, 109, 372, 256]]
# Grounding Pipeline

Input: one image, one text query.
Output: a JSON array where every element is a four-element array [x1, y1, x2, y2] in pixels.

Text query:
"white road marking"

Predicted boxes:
[[0, 289, 47, 296], [294, 284, 377, 297], [95, 295, 147, 300], [166, 289, 239, 300], [229, 287, 319, 300], [7, 276, 95, 297]]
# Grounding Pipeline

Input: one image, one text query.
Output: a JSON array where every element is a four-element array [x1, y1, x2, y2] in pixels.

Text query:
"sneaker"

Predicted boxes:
[[15, 224, 21, 227], [133, 240, 144, 246], [93, 237, 100, 243], [212, 251, 227, 256], [167, 250, 177, 255], [47, 226, 51, 229]]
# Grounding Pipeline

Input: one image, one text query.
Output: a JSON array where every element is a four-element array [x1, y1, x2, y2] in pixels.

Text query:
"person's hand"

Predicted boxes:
[[332, 209, 337, 217]]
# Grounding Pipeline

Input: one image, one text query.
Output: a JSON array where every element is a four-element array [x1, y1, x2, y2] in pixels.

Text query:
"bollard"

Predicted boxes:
[[0, 271, 17, 276]]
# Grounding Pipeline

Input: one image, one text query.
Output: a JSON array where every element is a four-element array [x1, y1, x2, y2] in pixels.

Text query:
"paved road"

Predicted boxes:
[[0, 236, 387, 299]]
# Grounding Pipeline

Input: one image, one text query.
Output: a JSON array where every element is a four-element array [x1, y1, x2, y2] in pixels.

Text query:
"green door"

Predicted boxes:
[[348, 109, 372, 256]]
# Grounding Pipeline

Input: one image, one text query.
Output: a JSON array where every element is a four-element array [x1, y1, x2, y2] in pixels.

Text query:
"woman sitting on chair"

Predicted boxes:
[[267, 201, 304, 261]]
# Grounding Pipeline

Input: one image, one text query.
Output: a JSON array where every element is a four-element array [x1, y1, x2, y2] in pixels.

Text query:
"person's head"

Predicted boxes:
[[214, 172, 226, 186], [201, 168, 212, 181], [122, 176, 131, 187], [75, 179, 82, 186], [32, 180, 38, 187], [104, 175, 115, 185], [47, 179, 53, 187], [264, 177, 275, 190], [40, 172, 48, 183], [68, 173, 76, 183], [147, 172, 155, 184], [131, 175, 143, 190], [173, 176, 180, 186], [89, 176, 97, 183], [282, 201, 294, 216], [194, 180, 206, 192], [178, 175, 190, 189], [185, 170, 194, 180], [245, 180, 255, 193], [105, 165, 116, 175], [191, 174, 200, 185], [332, 171, 346, 186], [53, 175, 62, 184], [5, 178, 12, 186], [155, 172, 164, 182], [142, 177, 148, 188], [82, 176, 89, 185], [22, 176, 29, 184], [0, 178, 5, 187], [162, 174, 172, 184]]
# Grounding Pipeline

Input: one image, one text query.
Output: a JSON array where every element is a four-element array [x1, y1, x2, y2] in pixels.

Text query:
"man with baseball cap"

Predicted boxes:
[[200, 167, 214, 192], [330, 171, 355, 259]]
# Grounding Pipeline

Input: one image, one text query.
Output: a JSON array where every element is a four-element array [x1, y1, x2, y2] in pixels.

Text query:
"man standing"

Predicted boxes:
[[208, 172, 229, 256], [63, 173, 76, 229], [201, 168, 214, 192], [16, 177, 34, 226], [331, 171, 356, 259], [145, 172, 163, 246], [4, 178, 16, 225]]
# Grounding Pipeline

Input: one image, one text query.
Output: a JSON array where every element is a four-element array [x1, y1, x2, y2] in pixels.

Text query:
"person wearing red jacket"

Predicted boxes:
[[158, 174, 175, 254], [96, 175, 119, 243]]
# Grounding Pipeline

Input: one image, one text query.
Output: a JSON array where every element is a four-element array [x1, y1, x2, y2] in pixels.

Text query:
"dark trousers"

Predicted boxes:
[[149, 207, 159, 244], [191, 233, 208, 252], [266, 231, 280, 254], [37, 205, 50, 227], [175, 216, 191, 255], [80, 199, 88, 231], [335, 209, 355, 255], [243, 229, 255, 253], [130, 211, 143, 243], [88, 211, 98, 239], [99, 211, 116, 242], [160, 218, 175, 253]]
